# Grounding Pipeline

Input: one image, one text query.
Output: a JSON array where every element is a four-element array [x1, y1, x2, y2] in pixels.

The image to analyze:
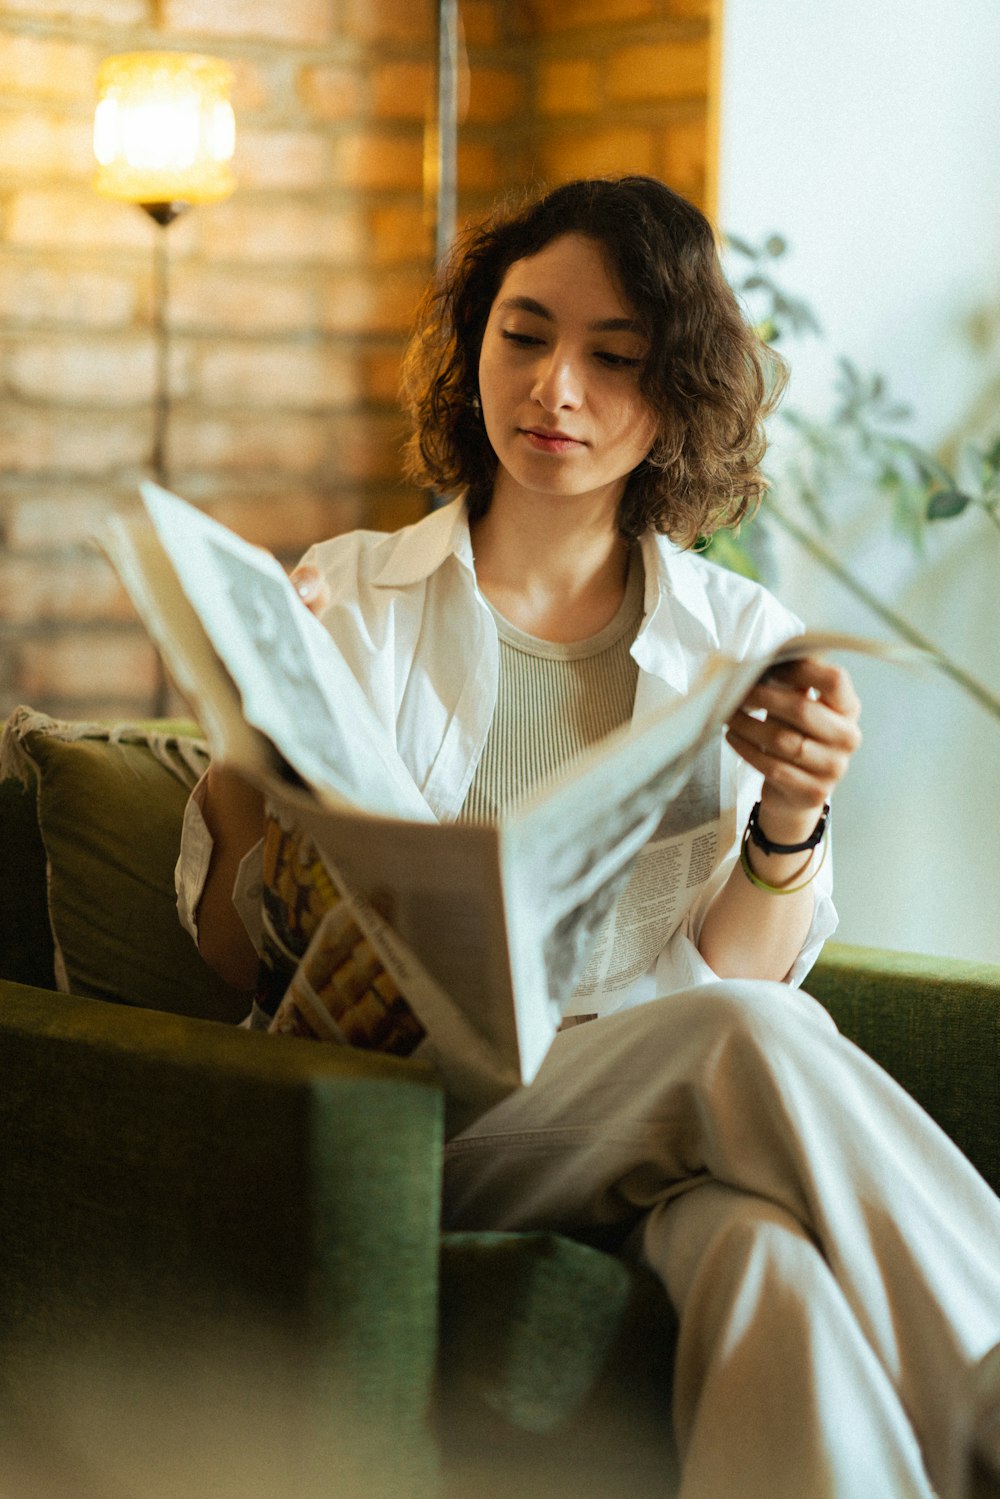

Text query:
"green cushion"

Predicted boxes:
[[0, 773, 54, 988], [810, 942, 1000, 1194], [438, 1230, 677, 1497], [0, 709, 245, 1023]]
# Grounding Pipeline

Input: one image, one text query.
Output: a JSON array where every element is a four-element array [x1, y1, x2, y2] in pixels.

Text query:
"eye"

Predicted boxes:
[[500, 329, 543, 348], [596, 351, 644, 370]]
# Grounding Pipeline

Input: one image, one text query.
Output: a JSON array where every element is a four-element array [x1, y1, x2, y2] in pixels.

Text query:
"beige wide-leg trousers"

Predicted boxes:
[[442, 981, 1000, 1499]]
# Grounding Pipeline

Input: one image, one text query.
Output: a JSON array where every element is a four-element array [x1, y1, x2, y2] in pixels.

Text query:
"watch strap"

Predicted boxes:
[[746, 800, 830, 857]]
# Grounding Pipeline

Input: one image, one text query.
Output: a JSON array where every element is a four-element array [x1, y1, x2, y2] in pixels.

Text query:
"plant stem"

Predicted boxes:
[[766, 502, 1000, 722]]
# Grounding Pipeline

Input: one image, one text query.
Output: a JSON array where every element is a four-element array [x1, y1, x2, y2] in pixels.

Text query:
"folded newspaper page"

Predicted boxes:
[[100, 482, 913, 1106]]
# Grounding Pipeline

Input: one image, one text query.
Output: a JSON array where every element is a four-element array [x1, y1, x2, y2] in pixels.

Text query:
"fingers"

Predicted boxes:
[[289, 564, 330, 616], [760, 657, 861, 717], [726, 659, 862, 805]]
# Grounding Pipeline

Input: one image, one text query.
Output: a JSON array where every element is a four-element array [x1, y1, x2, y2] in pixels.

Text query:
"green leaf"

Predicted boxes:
[[702, 529, 761, 580], [724, 232, 758, 259], [926, 490, 972, 521]]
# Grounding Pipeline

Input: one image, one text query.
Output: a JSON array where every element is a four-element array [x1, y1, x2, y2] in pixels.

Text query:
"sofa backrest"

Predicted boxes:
[[0, 708, 246, 1023]]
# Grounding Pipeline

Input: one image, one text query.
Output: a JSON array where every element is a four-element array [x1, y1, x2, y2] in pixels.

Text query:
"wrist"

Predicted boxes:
[[749, 798, 830, 857]]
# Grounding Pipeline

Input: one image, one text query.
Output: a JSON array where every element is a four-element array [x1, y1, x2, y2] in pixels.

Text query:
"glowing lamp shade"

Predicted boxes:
[[93, 51, 235, 209]]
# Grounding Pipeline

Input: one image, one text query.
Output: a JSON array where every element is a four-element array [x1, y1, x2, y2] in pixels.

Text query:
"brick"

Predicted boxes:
[[0, 556, 133, 624], [5, 189, 154, 251], [467, 68, 526, 125], [362, 346, 405, 405], [160, 0, 334, 44], [607, 39, 711, 103], [372, 61, 433, 123], [659, 113, 709, 201], [0, 404, 151, 474], [6, 336, 156, 407], [459, 0, 499, 47], [3, 489, 125, 550], [0, 34, 98, 100], [169, 265, 318, 333], [233, 129, 331, 192], [323, 270, 425, 336], [171, 410, 331, 473], [0, 0, 147, 22], [195, 341, 363, 410], [298, 63, 368, 123], [521, 0, 655, 29], [334, 131, 425, 193], [0, 258, 139, 328], [205, 490, 363, 554], [537, 126, 657, 183], [341, 0, 434, 44], [368, 203, 434, 266], [536, 58, 602, 118], [0, 112, 98, 180], [199, 199, 365, 265], [229, 58, 273, 114], [667, 0, 715, 16], [456, 140, 505, 193], [362, 486, 427, 533], [330, 411, 408, 483], [18, 630, 159, 703]]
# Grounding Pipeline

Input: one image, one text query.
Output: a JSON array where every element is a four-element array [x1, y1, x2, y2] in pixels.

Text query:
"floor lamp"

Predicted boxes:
[[93, 51, 236, 714], [429, 0, 461, 266]]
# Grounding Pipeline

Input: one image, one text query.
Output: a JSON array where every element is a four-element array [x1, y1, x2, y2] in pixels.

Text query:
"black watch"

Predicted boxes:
[[746, 800, 830, 857]]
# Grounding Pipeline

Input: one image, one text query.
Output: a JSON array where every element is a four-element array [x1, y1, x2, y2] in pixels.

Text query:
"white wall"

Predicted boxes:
[[717, 0, 1000, 962]]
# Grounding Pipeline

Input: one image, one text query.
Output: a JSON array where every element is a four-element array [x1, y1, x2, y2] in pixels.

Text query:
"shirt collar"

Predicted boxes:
[[633, 530, 721, 694], [370, 496, 475, 587], [369, 498, 720, 695]]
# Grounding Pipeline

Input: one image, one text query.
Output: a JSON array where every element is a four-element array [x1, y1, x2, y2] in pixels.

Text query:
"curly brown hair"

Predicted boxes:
[[401, 175, 787, 548]]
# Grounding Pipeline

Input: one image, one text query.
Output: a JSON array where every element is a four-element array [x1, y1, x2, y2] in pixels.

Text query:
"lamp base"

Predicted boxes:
[[140, 201, 190, 227]]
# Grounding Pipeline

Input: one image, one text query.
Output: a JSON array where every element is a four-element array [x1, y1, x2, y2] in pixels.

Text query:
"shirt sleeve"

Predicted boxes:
[[651, 751, 838, 996], [174, 770, 265, 955]]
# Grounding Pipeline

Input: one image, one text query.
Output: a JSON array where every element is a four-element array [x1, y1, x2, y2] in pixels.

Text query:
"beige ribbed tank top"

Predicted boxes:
[[460, 551, 644, 824]]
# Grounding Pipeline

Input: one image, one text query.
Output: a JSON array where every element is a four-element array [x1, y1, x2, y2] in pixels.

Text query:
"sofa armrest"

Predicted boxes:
[[0, 982, 444, 1498], [808, 942, 1000, 1194]]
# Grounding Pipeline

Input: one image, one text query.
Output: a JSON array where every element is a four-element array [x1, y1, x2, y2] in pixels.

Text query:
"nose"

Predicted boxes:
[[531, 345, 583, 412]]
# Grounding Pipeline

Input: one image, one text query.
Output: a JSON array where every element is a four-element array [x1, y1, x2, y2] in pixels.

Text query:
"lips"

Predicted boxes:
[[519, 427, 585, 453]]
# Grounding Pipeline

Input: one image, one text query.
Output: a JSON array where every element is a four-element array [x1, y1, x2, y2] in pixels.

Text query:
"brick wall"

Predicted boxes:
[[0, 0, 716, 720]]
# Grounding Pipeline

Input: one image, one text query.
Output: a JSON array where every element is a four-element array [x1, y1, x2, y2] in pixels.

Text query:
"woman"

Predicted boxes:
[[177, 176, 999, 1498]]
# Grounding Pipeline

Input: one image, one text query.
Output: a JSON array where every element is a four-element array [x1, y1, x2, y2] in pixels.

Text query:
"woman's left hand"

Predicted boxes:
[[289, 564, 330, 617], [725, 657, 862, 842]]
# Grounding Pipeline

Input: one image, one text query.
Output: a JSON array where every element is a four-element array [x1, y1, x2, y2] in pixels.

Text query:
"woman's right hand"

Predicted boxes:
[[196, 761, 265, 991]]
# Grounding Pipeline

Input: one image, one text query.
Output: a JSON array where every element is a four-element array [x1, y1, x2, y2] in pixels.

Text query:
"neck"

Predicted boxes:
[[470, 479, 632, 642]]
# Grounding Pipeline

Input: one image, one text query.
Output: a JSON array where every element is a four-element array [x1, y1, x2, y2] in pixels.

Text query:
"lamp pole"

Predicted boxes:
[[434, 0, 459, 266], [144, 202, 187, 715], [93, 52, 235, 716]]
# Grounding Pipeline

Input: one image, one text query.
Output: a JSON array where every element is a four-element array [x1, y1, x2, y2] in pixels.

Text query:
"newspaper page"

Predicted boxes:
[[567, 738, 729, 1008], [496, 649, 757, 1073], [124, 481, 433, 823], [101, 482, 916, 1100]]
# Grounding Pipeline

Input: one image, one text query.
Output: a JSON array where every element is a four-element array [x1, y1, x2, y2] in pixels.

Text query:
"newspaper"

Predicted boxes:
[[100, 481, 909, 1107]]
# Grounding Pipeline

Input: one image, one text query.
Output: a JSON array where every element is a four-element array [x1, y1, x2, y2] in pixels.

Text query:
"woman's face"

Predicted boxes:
[[477, 233, 658, 518]]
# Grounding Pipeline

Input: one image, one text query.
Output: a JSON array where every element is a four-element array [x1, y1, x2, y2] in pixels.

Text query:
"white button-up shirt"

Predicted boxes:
[[176, 499, 836, 1010]]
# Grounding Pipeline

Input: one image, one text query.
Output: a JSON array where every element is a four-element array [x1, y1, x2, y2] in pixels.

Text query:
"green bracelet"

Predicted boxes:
[[739, 823, 830, 895]]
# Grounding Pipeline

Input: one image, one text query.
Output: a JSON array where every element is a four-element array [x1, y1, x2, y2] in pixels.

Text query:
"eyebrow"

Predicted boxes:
[[497, 295, 643, 335]]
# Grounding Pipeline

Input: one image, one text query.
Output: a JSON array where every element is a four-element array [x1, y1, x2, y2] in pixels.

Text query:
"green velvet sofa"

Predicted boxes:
[[1, 706, 998, 1499]]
